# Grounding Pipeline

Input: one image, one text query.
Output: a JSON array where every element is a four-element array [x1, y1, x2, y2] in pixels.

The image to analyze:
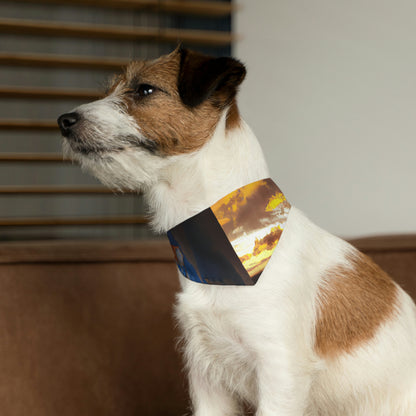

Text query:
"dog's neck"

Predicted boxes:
[[145, 112, 270, 233]]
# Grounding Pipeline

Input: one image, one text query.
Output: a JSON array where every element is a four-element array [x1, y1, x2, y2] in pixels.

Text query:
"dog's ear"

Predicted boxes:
[[178, 48, 246, 108]]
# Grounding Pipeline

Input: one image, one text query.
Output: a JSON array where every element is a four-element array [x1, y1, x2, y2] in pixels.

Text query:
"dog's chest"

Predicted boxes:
[[176, 290, 258, 394]]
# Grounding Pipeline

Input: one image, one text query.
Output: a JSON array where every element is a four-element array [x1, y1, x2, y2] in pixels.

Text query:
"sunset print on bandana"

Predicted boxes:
[[167, 178, 291, 285], [211, 178, 290, 281]]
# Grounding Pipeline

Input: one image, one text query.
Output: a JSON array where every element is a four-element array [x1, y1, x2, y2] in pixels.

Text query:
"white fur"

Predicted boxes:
[[63, 89, 169, 191], [64, 97, 416, 415]]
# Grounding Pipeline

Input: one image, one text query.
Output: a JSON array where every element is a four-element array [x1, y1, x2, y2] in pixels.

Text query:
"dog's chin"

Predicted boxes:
[[62, 138, 161, 192], [62, 138, 82, 161]]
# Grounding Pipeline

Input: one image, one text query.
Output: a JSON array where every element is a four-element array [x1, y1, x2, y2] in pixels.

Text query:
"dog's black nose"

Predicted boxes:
[[57, 112, 80, 136]]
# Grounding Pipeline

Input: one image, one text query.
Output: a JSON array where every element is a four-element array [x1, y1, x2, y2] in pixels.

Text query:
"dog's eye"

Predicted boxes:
[[134, 84, 156, 98]]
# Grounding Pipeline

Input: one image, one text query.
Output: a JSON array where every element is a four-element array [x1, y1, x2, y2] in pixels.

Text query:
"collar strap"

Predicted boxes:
[[167, 178, 291, 285]]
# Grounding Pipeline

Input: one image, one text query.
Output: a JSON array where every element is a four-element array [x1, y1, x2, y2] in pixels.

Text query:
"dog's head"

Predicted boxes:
[[58, 47, 246, 191]]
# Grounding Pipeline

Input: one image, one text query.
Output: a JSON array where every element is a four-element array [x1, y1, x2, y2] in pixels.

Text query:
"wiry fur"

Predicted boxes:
[[58, 48, 416, 415]]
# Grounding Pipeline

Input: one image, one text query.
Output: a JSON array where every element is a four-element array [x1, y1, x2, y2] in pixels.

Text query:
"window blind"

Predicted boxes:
[[0, 0, 234, 240]]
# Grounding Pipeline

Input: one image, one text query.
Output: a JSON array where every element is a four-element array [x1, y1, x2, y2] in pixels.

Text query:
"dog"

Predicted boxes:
[[58, 47, 416, 415]]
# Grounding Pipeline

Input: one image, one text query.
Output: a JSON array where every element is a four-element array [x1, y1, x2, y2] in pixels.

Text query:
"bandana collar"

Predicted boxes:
[[167, 178, 291, 286]]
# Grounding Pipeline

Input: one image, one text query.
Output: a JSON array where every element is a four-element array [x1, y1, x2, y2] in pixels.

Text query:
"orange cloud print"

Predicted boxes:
[[211, 182, 260, 229], [211, 179, 290, 281]]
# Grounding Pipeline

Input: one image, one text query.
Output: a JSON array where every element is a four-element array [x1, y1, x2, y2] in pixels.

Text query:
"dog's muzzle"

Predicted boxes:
[[57, 112, 80, 137]]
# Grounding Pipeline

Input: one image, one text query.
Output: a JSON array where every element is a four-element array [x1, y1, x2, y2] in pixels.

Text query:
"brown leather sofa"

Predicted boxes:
[[0, 236, 415, 416]]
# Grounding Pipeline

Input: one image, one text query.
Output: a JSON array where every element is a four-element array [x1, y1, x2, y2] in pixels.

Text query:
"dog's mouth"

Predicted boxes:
[[57, 114, 96, 153], [64, 134, 124, 156], [58, 111, 160, 160], [58, 113, 126, 157]]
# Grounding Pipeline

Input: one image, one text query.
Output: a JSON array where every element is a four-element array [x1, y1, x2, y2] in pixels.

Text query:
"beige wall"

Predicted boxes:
[[234, 0, 416, 238]]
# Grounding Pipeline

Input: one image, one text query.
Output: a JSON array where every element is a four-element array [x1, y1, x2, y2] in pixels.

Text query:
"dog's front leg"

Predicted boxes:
[[188, 368, 241, 416], [254, 346, 312, 416]]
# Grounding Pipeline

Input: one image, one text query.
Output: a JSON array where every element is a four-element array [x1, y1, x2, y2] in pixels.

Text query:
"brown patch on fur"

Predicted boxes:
[[108, 50, 224, 156], [226, 99, 241, 130], [315, 251, 398, 358]]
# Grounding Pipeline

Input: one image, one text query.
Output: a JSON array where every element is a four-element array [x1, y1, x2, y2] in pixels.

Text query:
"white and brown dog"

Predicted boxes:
[[58, 48, 416, 415]]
